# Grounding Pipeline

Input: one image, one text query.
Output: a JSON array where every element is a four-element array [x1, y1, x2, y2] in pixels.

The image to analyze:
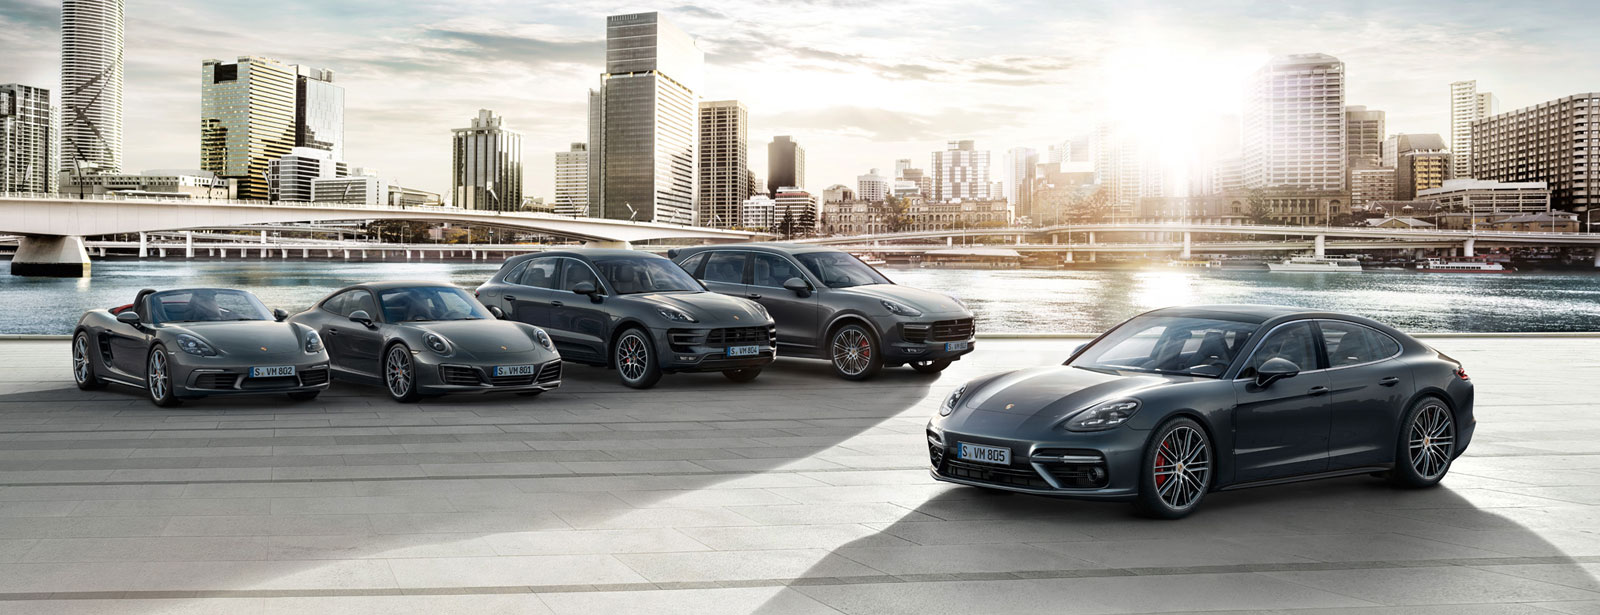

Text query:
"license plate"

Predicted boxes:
[[956, 442, 1010, 465], [494, 364, 536, 377], [249, 366, 295, 378], [945, 341, 970, 352], [726, 345, 760, 357]]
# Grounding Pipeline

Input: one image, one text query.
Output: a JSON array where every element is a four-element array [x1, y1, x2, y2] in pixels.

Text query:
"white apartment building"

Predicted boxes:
[[1243, 53, 1347, 192], [1449, 80, 1498, 179], [554, 142, 588, 216], [856, 168, 890, 202]]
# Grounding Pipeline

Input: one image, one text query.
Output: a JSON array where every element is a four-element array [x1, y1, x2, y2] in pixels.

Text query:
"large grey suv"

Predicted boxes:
[[669, 243, 975, 380]]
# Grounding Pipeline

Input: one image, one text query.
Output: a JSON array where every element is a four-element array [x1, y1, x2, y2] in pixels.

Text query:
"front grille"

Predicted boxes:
[[930, 318, 975, 342], [194, 373, 237, 390], [942, 459, 1053, 490], [241, 376, 298, 390], [440, 365, 480, 386], [706, 326, 770, 348], [902, 324, 930, 343], [537, 360, 562, 384], [667, 329, 705, 351], [298, 368, 329, 387], [489, 373, 536, 386]]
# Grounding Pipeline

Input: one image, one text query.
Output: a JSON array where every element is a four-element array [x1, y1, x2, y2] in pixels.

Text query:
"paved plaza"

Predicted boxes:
[[0, 336, 1597, 614]]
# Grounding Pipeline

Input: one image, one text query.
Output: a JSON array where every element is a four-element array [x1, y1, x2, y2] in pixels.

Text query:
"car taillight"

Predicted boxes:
[[1455, 367, 1469, 381]]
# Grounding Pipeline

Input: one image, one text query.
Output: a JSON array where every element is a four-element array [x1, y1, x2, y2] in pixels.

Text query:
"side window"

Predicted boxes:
[[1242, 322, 1318, 376], [321, 292, 347, 315], [517, 258, 559, 289], [1320, 321, 1398, 367], [751, 253, 804, 288], [1371, 330, 1402, 358], [500, 260, 528, 284], [677, 252, 708, 278], [702, 251, 747, 284], [345, 290, 377, 318], [559, 259, 601, 293]]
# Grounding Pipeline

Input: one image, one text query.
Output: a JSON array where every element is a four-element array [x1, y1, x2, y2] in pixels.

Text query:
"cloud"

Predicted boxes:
[[772, 105, 1030, 142], [0, 0, 54, 30], [419, 28, 601, 68]]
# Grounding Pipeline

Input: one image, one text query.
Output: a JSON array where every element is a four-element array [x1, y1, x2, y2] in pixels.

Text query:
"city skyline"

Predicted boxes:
[[3, 1, 1599, 202]]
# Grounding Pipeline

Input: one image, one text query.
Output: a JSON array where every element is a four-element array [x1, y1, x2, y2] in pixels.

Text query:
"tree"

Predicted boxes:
[[1247, 188, 1272, 225], [869, 196, 912, 233], [778, 210, 796, 239]]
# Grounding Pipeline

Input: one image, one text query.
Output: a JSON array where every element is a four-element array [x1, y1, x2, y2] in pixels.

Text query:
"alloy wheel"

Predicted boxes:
[[832, 328, 872, 376], [1408, 403, 1455, 480], [147, 349, 170, 400], [617, 333, 649, 382], [72, 334, 90, 384], [1154, 425, 1210, 510], [386, 346, 413, 398]]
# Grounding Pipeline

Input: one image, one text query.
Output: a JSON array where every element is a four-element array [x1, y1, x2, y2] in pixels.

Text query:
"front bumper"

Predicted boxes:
[[422, 358, 563, 394], [176, 359, 332, 397], [881, 316, 976, 363], [926, 420, 1149, 501], [659, 325, 777, 373]]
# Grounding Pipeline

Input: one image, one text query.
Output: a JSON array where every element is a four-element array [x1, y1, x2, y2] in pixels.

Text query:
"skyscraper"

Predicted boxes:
[[1449, 80, 1497, 179], [294, 66, 343, 161], [450, 109, 522, 211], [201, 56, 298, 201], [767, 136, 804, 196], [1005, 147, 1038, 217], [1243, 54, 1347, 192], [554, 142, 588, 216], [588, 12, 702, 224], [1, 84, 58, 193], [1345, 105, 1385, 169], [1472, 93, 1600, 210], [1386, 133, 1450, 200], [856, 168, 890, 202], [698, 100, 749, 228], [933, 140, 991, 202], [60, 0, 123, 174]]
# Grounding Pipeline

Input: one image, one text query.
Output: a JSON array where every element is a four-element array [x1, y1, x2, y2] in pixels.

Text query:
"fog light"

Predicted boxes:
[[905, 347, 925, 354], [1089, 467, 1106, 482]]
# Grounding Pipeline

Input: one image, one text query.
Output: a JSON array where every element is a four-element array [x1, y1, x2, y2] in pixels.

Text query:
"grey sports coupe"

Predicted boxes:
[[288, 282, 562, 402], [927, 305, 1475, 518], [72, 288, 331, 407]]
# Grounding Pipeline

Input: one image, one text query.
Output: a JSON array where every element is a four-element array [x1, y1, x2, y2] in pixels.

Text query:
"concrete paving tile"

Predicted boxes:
[[1472, 563, 1600, 593], [1262, 566, 1600, 605], [21, 536, 271, 563], [869, 518, 1099, 546], [613, 488, 799, 508], [1222, 532, 1510, 563], [834, 543, 1096, 575], [161, 514, 375, 537], [1037, 536, 1317, 568], [368, 511, 571, 534], [70, 498, 272, 517], [727, 503, 930, 526], [555, 507, 761, 530], [615, 549, 882, 583], [263, 534, 498, 560], [679, 524, 914, 551], [268, 495, 455, 515], [387, 554, 647, 587], [483, 528, 711, 556], [537, 586, 837, 615]]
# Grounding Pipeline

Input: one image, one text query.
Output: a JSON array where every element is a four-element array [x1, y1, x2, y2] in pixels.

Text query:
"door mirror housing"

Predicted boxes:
[[1254, 357, 1301, 388], [348, 310, 374, 328], [115, 311, 141, 326], [571, 281, 602, 303], [273, 308, 288, 322], [487, 305, 506, 319], [782, 277, 811, 297]]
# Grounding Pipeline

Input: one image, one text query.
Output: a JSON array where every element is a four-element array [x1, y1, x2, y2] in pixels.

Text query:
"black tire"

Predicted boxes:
[[1389, 396, 1456, 488], [384, 343, 422, 403], [145, 345, 181, 407], [72, 331, 105, 390], [287, 391, 320, 402], [1134, 417, 1212, 519], [723, 367, 762, 383], [909, 358, 952, 374], [613, 328, 661, 389], [829, 323, 883, 381]]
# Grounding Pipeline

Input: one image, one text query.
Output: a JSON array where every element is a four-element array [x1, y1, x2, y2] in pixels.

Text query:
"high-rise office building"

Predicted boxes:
[[1345, 105, 1385, 169], [856, 168, 890, 202], [1472, 93, 1600, 210], [1, 84, 58, 193], [60, 0, 123, 174], [698, 100, 748, 227], [767, 136, 804, 196], [294, 66, 343, 161], [1243, 53, 1347, 192], [1005, 147, 1038, 217], [588, 12, 702, 224], [1386, 133, 1451, 201], [773, 186, 818, 236], [450, 109, 522, 211], [1449, 80, 1497, 179], [933, 140, 991, 202], [554, 142, 589, 216], [268, 146, 339, 202], [201, 57, 298, 201]]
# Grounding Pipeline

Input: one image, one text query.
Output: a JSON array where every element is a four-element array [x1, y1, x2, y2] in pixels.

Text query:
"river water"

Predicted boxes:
[[1, 260, 1597, 334]]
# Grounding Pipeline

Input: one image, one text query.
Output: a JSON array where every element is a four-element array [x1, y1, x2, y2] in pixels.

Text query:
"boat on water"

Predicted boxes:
[[1266, 255, 1364, 272], [1416, 257, 1514, 273], [1167, 259, 1223, 268], [852, 253, 888, 267]]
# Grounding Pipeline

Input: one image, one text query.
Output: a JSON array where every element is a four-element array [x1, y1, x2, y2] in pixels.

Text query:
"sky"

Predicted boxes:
[[3, 0, 1599, 202]]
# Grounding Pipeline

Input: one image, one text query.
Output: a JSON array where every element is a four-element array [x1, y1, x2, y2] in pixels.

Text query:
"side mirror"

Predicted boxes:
[[116, 311, 141, 326], [1072, 343, 1087, 356], [782, 277, 811, 297], [1254, 357, 1300, 388], [273, 308, 288, 322], [572, 281, 602, 303], [348, 310, 374, 328], [487, 305, 506, 319]]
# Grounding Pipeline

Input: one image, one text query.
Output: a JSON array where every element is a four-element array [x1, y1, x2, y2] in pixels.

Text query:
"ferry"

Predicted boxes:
[[1167, 259, 1223, 268], [1266, 255, 1364, 272], [852, 253, 888, 267], [1416, 257, 1513, 273]]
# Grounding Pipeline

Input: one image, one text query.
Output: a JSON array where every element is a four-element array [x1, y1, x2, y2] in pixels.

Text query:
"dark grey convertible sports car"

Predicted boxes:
[[927, 305, 1475, 518], [288, 282, 563, 402], [73, 288, 331, 406]]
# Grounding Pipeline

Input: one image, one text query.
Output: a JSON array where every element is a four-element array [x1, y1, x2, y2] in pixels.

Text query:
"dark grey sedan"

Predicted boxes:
[[927, 305, 1475, 518]]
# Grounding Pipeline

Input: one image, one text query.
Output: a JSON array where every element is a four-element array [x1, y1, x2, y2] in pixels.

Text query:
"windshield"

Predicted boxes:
[[1068, 315, 1259, 379], [377, 286, 489, 322], [796, 251, 891, 288], [147, 289, 274, 324], [594, 257, 702, 294]]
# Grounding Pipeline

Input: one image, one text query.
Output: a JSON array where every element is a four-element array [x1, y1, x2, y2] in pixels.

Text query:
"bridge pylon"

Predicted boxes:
[[11, 236, 91, 277]]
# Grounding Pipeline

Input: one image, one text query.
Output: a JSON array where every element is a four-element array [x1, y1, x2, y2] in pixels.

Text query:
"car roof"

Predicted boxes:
[[675, 242, 839, 256], [508, 248, 665, 262], [1141, 304, 1361, 325], [347, 280, 463, 292]]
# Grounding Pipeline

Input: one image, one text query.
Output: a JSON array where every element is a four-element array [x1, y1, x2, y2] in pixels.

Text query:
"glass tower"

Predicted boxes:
[[1, 84, 58, 193], [296, 67, 344, 161], [201, 57, 298, 201], [451, 109, 523, 211], [60, 0, 124, 174]]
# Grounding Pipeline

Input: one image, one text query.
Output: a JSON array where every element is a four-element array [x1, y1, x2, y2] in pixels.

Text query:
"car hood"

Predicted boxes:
[[167, 320, 306, 355], [959, 365, 1177, 424], [411, 319, 541, 353], [834, 284, 968, 316], [627, 292, 771, 325]]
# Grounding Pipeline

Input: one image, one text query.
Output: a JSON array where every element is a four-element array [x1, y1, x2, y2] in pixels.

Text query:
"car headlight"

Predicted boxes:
[[750, 301, 770, 320], [423, 332, 451, 355], [946, 294, 968, 308], [881, 299, 922, 317], [303, 329, 324, 354], [940, 384, 967, 416], [174, 334, 216, 357], [656, 307, 697, 323], [533, 328, 554, 351], [1064, 399, 1141, 431]]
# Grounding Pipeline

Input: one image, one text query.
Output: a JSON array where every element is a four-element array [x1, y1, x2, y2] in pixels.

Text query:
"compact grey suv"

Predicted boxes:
[[669, 244, 975, 380]]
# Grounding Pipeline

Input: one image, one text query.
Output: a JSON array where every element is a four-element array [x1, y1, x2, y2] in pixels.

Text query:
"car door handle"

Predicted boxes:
[[1307, 386, 1329, 396], [745, 293, 762, 300], [1379, 377, 1400, 387], [550, 301, 564, 308], [504, 295, 518, 301], [327, 328, 339, 336]]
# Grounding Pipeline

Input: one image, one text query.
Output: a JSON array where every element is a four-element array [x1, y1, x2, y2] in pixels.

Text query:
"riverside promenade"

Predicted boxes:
[[0, 336, 1597, 614]]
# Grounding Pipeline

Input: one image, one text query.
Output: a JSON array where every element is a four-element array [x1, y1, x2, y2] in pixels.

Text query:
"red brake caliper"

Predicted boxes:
[[859, 338, 870, 358], [1155, 451, 1169, 487]]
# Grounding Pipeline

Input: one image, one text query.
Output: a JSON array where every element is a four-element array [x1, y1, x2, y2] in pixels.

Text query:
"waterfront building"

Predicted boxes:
[[1243, 54, 1347, 192], [1488, 211, 1577, 233], [294, 66, 343, 161], [61, 0, 123, 174], [698, 100, 749, 228], [1351, 166, 1397, 209], [822, 184, 855, 204], [1387, 133, 1450, 200], [1449, 80, 1497, 179], [268, 147, 339, 202], [554, 142, 588, 216], [450, 109, 522, 211], [1135, 191, 1349, 226], [1417, 179, 1550, 218], [312, 175, 387, 207], [1005, 147, 1038, 218], [857, 168, 891, 202], [740, 194, 774, 230], [1211, 157, 1245, 195], [773, 186, 818, 236], [901, 197, 1011, 232], [1345, 106, 1385, 170], [1, 84, 58, 193], [60, 169, 232, 198], [201, 56, 298, 200], [588, 12, 702, 224], [768, 136, 804, 196], [933, 140, 991, 202], [1472, 93, 1600, 210], [389, 185, 441, 208]]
